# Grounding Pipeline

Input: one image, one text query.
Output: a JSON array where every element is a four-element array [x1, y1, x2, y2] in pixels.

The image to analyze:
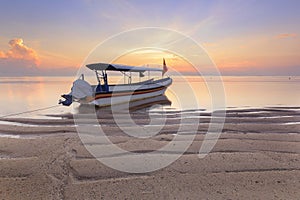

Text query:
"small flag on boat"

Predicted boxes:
[[162, 58, 168, 76]]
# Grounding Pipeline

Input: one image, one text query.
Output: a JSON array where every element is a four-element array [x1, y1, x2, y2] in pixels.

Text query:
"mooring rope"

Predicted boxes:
[[0, 104, 61, 119]]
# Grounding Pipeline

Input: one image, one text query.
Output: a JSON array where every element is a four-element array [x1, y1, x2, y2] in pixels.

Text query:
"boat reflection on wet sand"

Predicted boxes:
[[76, 94, 171, 116]]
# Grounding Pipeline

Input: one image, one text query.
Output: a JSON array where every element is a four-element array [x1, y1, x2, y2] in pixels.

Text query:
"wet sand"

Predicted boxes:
[[0, 107, 300, 199]]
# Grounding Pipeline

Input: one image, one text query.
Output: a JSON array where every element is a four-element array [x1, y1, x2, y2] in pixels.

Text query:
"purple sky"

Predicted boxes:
[[0, 0, 299, 76]]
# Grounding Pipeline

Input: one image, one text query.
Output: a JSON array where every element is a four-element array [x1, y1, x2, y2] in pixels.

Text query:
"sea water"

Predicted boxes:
[[0, 76, 299, 118]]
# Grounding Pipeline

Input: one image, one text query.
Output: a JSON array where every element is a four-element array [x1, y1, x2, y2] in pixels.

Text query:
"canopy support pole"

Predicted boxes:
[[95, 70, 101, 84]]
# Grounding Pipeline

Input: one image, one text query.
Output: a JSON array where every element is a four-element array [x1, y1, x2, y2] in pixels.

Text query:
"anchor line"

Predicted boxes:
[[0, 105, 61, 118]]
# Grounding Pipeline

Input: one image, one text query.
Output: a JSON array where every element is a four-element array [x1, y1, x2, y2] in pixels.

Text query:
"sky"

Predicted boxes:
[[0, 0, 299, 76]]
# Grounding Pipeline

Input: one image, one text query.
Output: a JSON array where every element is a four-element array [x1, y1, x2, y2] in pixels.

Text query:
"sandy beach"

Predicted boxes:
[[0, 107, 300, 199]]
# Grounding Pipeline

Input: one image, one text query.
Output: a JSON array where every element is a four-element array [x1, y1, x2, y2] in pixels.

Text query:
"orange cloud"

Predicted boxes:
[[276, 33, 297, 39], [0, 51, 5, 58], [0, 38, 40, 65]]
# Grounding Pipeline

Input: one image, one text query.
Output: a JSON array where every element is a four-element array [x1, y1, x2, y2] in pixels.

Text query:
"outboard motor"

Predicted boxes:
[[59, 78, 93, 106], [59, 94, 73, 106]]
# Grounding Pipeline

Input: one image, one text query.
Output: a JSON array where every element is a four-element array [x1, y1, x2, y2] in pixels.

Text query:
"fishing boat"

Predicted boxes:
[[59, 59, 172, 107]]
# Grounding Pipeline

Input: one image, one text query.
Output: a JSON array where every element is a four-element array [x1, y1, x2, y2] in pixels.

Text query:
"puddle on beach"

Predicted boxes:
[[0, 89, 299, 141], [284, 122, 300, 125], [0, 132, 75, 139], [0, 105, 299, 127], [0, 120, 76, 127]]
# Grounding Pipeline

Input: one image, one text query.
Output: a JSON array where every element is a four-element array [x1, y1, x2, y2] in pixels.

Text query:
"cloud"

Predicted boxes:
[[0, 38, 40, 65], [0, 38, 43, 76], [275, 33, 297, 39], [0, 51, 5, 58]]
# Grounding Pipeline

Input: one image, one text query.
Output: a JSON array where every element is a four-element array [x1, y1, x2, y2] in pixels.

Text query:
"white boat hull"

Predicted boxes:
[[88, 77, 172, 107]]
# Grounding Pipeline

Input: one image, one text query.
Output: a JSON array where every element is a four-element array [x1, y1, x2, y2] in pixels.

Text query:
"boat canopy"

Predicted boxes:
[[86, 63, 162, 72]]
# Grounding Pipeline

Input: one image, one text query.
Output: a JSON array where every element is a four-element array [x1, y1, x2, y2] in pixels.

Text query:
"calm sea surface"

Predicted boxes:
[[0, 76, 299, 118]]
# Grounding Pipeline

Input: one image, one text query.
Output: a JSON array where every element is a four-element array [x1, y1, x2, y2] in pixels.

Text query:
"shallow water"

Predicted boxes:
[[0, 76, 299, 118]]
